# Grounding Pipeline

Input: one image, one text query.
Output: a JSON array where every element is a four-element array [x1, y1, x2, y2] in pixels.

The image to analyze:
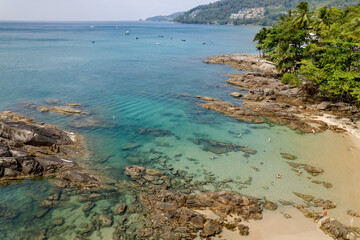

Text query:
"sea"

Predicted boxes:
[[0, 21, 358, 239]]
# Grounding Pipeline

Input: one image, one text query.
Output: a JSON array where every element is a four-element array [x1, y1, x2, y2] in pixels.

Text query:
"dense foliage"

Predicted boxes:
[[174, 0, 359, 26], [254, 2, 360, 101]]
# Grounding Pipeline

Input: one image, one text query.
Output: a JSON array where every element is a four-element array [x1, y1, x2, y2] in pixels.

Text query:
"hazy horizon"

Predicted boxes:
[[0, 0, 217, 21]]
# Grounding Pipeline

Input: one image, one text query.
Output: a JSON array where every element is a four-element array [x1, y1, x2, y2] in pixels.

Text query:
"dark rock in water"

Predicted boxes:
[[36, 208, 49, 218], [54, 217, 65, 226], [115, 204, 127, 215], [293, 192, 314, 202], [82, 202, 95, 212], [278, 199, 294, 206], [280, 153, 297, 160], [314, 199, 336, 209], [0, 205, 20, 219], [121, 143, 142, 150], [188, 138, 256, 155], [305, 165, 324, 176], [311, 180, 333, 189], [60, 171, 97, 185], [78, 222, 96, 237], [264, 201, 278, 211], [137, 128, 176, 137], [98, 214, 113, 227], [202, 220, 222, 237], [347, 210, 360, 218]]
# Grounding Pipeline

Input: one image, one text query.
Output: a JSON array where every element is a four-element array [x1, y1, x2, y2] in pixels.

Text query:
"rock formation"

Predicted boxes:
[[0, 111, 98, 189]]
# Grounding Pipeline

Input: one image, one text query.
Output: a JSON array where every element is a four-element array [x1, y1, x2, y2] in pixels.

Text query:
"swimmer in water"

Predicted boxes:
[[297, 170, 302, 176], [277, 174, 281, 178], [238, 133, 242, 137]]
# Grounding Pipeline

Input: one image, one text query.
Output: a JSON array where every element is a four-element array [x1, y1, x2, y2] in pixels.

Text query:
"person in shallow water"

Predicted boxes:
[[277, 173, 281, 178], [316, 208, 328, 221]]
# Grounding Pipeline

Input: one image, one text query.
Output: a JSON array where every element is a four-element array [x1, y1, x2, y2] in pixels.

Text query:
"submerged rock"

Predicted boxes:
[[121, 143, 142, 150], [293, 192, 314, 202], [54, 217, 65, 226], [200, 100, 264, 123], [115, 204, 127, 215], [82, 202, 95, 212], [188, 138, 256, 155], [137, 128, 175, 137], [264, 201, 278, 211], [98, 214, 113, 227], [305, 165, 324, 176], [38, 106, 82, 115], [280, 153, 297, 160]]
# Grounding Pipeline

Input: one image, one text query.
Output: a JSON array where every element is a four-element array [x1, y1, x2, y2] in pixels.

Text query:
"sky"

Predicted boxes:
[[0, 0, 217, 21]]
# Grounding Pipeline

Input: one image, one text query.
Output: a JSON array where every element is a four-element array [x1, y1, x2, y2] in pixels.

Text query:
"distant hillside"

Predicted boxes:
[[146, 12, 185, 22], [174, 0, 360, 26]]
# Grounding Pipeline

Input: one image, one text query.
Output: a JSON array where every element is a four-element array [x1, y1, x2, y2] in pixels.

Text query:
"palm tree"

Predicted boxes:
[[253, 27, 269, 57], [292, 2, 310, 29], [314, 6, 330, 31]]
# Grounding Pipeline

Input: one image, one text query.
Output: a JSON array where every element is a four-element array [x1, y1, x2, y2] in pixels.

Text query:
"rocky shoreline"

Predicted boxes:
[[0, 111, 99, 189], [203, 54, 360, 134]]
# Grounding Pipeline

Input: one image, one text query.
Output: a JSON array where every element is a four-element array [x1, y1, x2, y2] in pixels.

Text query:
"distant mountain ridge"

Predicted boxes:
[[146, 12, 185, 22], [174, 0, 360, 26]]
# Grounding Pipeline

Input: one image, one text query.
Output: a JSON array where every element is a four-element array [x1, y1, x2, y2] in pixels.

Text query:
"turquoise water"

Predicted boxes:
[[0, 22, 359, 239]]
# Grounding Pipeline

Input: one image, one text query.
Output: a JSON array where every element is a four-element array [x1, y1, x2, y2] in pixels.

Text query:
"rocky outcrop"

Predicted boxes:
[[38, 106, 82, 115], [320, 217, 359, 240], [229, 92, 243, 98], [123, 165, 264, 239], [0, 111, 98, 189], [204, 54, 277, 75], [138, 190, 263, 239], [199, 99, 264, 123], [201, 54, 360, 134]]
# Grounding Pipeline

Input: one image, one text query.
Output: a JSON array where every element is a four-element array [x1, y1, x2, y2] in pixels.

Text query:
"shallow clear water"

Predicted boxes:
[[0, 21, 358, 239]]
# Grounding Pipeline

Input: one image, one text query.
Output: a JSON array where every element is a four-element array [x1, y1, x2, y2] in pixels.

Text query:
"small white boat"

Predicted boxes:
[[89, 26, 94, 28], [125, 31, 130, 35]]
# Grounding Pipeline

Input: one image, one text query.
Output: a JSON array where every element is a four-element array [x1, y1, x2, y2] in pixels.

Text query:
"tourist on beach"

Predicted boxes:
[[315, 208, 328, 221], [276, 174, 281, 178]]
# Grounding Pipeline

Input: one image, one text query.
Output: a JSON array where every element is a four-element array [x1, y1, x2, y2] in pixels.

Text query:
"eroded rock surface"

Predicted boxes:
[[201, 54, 360, 134], [0, 111, 98, 189]]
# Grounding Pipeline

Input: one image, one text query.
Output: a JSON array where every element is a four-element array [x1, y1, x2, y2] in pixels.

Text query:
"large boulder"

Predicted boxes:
[[202, 220, 222, 237]]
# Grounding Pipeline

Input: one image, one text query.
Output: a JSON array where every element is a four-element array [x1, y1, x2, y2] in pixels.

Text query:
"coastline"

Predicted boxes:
[[198, 54, 360, 238]]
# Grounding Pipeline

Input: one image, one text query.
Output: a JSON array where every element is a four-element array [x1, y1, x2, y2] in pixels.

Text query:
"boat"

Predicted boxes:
[[125, 31, 130, 35]]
